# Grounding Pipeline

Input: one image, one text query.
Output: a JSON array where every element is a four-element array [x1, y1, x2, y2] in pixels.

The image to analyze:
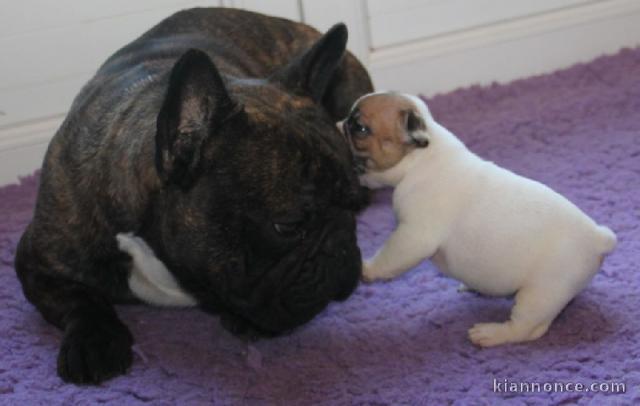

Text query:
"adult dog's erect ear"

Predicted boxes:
[[156, 49, 238, 188], [272, 23, 348, 102]]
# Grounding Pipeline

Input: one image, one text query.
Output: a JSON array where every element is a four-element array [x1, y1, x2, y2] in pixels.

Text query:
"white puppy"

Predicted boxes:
[[340, 92, 617, 347]]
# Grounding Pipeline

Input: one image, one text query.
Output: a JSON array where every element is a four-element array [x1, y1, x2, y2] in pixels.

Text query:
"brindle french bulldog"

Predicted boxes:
[[15, 8, 373, 384]]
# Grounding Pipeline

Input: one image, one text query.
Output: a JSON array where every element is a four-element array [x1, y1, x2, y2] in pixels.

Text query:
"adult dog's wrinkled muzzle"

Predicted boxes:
[[217, 209, 361, 338]]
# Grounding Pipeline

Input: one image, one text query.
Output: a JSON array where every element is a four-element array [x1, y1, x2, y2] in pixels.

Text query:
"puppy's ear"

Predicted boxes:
[[271, 23, 348, 102], [156, 49, 239, 189], [403, 109, 429, 148]]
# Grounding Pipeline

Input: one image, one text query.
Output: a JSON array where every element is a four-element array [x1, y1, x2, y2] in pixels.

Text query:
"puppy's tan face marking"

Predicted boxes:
[[343, 93, 427, 172]]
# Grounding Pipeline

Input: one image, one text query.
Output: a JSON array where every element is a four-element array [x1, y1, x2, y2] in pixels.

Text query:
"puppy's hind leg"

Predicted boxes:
[[468, 282, 576, 348], [469, 248, 602, 348]]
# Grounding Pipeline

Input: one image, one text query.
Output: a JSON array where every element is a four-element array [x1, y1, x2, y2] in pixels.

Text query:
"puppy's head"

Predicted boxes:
[[339, 92, 429, 173]]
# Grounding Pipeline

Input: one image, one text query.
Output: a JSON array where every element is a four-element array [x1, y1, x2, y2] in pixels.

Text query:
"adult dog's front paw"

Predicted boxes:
[[57, 316, 134, 384]]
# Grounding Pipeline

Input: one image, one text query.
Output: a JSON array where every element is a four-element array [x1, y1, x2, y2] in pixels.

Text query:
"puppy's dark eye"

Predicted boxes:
[[273, 222, 303, 237], [354, 123, 368, 134], [348, 120, 369, 138]]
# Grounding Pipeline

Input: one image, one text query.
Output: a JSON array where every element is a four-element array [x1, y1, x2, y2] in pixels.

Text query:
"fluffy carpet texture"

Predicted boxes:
[[1, 47, 639, 405]]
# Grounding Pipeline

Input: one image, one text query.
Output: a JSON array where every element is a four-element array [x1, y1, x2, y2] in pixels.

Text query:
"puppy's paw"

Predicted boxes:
[[468, 322, 510, 348], [361, 261, 379, 283], [58, 316, 134, 384]]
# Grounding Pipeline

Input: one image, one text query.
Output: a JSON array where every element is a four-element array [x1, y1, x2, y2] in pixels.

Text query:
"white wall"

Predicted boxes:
[[2, 0, 640, 185], [367, 0, 640, 95]]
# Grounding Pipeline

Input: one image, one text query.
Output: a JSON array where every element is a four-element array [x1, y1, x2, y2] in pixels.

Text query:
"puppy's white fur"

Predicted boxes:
[[361, 94, 616, 347], [116, 233, 197, 307]]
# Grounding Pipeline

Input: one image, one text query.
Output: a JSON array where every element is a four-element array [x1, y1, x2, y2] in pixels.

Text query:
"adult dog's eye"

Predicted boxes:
[[273, 222, 302, 237]]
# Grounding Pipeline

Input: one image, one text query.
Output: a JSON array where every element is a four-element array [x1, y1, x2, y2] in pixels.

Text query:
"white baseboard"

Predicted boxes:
[[369, 0, 640, 95]]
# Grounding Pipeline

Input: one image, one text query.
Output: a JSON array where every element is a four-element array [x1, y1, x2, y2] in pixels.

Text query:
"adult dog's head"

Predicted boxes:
[[153, 24, 365, 336]]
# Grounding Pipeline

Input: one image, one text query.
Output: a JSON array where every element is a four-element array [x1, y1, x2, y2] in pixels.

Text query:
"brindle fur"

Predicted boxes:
[[15, 8, 373, 384]]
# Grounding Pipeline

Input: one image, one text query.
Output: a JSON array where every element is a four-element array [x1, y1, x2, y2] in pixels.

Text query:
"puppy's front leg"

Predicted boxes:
[[363, 224, 438, 282]]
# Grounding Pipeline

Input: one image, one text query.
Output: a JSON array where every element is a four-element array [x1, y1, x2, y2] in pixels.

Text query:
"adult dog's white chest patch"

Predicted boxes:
[[116, 233, 197, 307]]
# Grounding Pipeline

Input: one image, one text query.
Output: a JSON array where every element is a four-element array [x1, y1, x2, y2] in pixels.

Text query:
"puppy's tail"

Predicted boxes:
[[595, 225, 617, 255]]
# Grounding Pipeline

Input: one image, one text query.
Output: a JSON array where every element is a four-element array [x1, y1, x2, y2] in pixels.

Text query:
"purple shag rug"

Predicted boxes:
[[1, 47, 639, 405]]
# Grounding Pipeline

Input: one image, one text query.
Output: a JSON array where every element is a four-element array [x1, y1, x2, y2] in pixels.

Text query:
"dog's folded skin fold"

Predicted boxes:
[[14, 8, 373, 384]]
